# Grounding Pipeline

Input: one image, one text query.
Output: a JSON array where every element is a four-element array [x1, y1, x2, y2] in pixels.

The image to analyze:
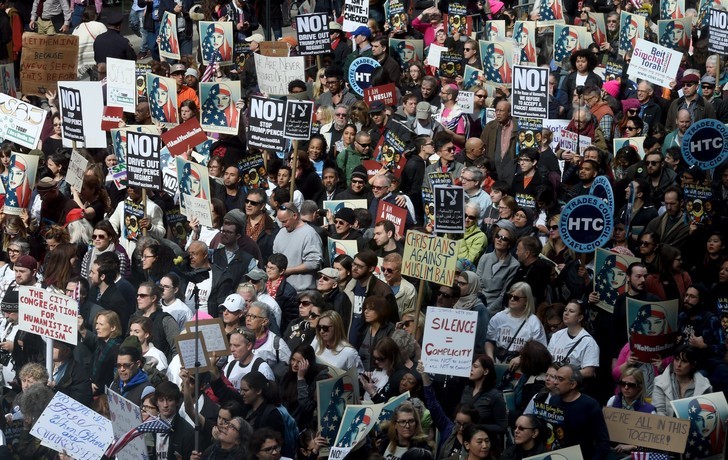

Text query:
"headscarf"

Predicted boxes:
[[453, 271, 482, 311]]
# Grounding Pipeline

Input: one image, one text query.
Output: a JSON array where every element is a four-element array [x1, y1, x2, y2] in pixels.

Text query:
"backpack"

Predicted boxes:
[[143, 362, 169, 386], [266, 336, 289, 380]]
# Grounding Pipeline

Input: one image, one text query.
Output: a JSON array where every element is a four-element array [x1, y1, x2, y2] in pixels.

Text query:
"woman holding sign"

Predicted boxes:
[[652, 344, 712, 417], [460, 355, 508, 444], [606, 367, 657, 455]]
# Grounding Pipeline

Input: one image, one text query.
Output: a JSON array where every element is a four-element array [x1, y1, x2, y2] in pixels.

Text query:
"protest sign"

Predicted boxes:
[[0, 63, 16, 98], [433, 185, 465, 234], [199, 21, 234, 65], [660, 0, 685, 19], [259, 41, 290, 57], [390, 39, 423, 69], [175, 332, 211, 372], [559, 128, 591, 154], [318, 368, 360, 452], [619, 11, 645, 57], [107, 57, 136, 113], [559, 195, 613, 253], [658, 18, 692, 50], [709, 8, 728, 53], [343, 0, 369, 32], [447, 2, 470, 36], [331, 404, 383, 456], [247, 96, 286, 151], [59, 81, 106, 148], [296, 13, 331, 55], [0, 93, 47, 149], [184, 195, 213, 227], [479, 40, 514, 86], [106, 388, 148, 460], [176, 156, 211, 215], [183, 318, 229, 354], [67, 150, 88, 192], [376, 201, 407, 237], [328, 238, 359, 265], [511, 66, 549, 119], [30, 392, 114, 460], [485, 20, 506, 40], [670, 391, 728, 460], [18, 286, 78, 345], [532, 0, 565, 25], [162, 117, 207, 156], [517, 118, 542, 154], [614, 136, 646, 159], [254, 54, 305, 96], [513, 21, 537, 65], [348, 57, 381, 96], [284, 99, 315, 140], [585, 12, 608, 47], [375, 132, 408, 177], [124, 200, 144, 241], [364, 83, 398, 107], [402, 231, 460, 285], [147, 74, 179, 127], [438, 50, 464, 78], [627, 38, 681, 88], [238, 153, 269, 193], [102, 106, 124, 131], [593, 248, 640, 313], [158, 12, 180, 60], [421, 307, 478, 377], [58, 84, 84, 142], [20, 33, 78, 95], [627, 298, 678, 362], [5, 153, 39, 215], [126, 131, 162, 189], [385, 0, 408, 33], [523, 446, 583, 460], [200, 81, 241, 134], [553, 25, 591, 68], [681, 118, 728, 170], [136, 63, 151, 103], [684, 183, 714, 226], [426, 44, 448, 68], [603, 407, 689, 453], [456, 91, 475, 113], [167, 208, 189, 246], [589, 176, 615, 213]]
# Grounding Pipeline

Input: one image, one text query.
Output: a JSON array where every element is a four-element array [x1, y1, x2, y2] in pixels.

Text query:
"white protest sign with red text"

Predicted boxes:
[[18, 286, 78, 345]]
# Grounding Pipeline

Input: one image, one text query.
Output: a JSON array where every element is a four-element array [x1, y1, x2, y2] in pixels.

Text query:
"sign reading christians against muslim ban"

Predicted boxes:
[[422, 307, 478, 377], [402, 231, 460, 286]]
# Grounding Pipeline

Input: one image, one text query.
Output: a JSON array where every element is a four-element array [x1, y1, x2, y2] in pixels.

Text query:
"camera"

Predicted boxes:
[[0, 349, 12, 367]]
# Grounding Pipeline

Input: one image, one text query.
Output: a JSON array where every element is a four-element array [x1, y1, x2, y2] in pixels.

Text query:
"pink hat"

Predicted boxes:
[[621, 98, 640, 112], [602, 80, 620, 98]]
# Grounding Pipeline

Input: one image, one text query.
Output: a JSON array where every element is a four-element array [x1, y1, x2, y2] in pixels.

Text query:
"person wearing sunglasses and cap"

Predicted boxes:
[[665, 72, 716, 132]]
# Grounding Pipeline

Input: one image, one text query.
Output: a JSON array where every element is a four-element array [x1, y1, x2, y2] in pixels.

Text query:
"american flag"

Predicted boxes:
[[202, 53, 217, 83], [631, 453, 670, 459], [321, 377, 355, 444], [105, 417, 172, 457]]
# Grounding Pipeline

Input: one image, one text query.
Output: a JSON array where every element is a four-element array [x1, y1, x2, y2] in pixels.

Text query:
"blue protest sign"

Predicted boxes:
[[348, 57, 381, 96], [681, 119, 728, 170], [559, 195, 613, 253], [589, 176, 615, 214]]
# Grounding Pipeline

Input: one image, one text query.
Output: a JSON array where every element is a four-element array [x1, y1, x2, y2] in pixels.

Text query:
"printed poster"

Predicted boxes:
[[619, 11, 646, 57], [176, 156, 210, 216], [238, 153, 269, 194], [0, 63, 16, 98], [389, 39, 423, 69], [585, 12, 608, 47], [517, 118, 543, 154], [385, 0, 408, 34], [684, 183, 714, 226], [332, 404, 383, 454], [463, 65, 483, 89], [199, 21, 233, 65], [4, 153, 39, 215], [613, 136, 646, 159], [0, 93, 47, 149], [447, 2, 470, 36], [317, 368, 360, 447], [660, 0, 685, 19], [479, 40, 514, 87], [200, 81, 241, 134], [124, 200, 144, 241], [135, 62, 151, 104], [593, 247, 640, 313], [627, 38, 682, 88], [658, 18, 692, 50], [553, 25, 591, 68], [533, 0, 565, 25], [513, 21, 537, 65], [670, 392, 728, 460], [627, 298, 679, 362], [328, 238, 359, 266], [485, 20, 506, 40], [158, 11, 180, 60], [146, 73, 179, 127]]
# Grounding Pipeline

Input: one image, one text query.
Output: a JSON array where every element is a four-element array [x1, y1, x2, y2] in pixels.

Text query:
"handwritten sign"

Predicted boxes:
[[183, 318, 229, 354], [0, 93, 48, 149], [20, 33, 78, 95], [107, 57, 136, 113], [175, 332, 211, 372], [603, 407, 689, 453], [254, 54, 305, 96], [343, 0, 369, 31], [67, 150, 88, 193], [183, 194, 213, 228], [376, 200, 407, 237], [422, 307, 477, 377], [402, 231, 460, 285], [30, 392, 114, 460], [18, 286, 78, 345], [106, 388, 148, 460]]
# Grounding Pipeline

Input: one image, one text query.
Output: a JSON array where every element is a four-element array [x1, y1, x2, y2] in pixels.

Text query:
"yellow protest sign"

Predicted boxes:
[[402, 231, 459, 286]]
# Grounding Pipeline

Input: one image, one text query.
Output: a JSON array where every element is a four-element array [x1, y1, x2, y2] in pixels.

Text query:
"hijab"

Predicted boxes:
[[453, 271, 482, 311]]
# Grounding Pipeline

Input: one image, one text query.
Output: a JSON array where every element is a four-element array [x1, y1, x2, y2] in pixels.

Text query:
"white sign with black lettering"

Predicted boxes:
[[126, 131, 162, 189], [422, 307, 478, 377], [457, 91, 475, 113], [284, 100, 314, 140], [296, 13, 331, 55], [343, 0, 369, 32], [247, 96, 286, 151], [57, 81, 106, 148], [511, 65, 549, 119]]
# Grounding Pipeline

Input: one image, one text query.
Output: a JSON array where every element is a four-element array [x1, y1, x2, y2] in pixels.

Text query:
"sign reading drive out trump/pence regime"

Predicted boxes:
[[18, 286, 78, 345], [402, 231, 460, 286], [422, 307, 478, 377]]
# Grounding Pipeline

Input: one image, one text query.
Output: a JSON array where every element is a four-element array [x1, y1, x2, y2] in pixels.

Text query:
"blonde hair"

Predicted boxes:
[[95, 310, 122, 339], [508, 282, 536, 317], [315, 310, 352, 355]]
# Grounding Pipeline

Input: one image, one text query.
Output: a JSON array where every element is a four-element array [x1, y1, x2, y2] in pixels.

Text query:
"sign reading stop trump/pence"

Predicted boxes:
[[18, 286, 78, 345], [422, 307, 478, 377], [402, 231, 460, 286]]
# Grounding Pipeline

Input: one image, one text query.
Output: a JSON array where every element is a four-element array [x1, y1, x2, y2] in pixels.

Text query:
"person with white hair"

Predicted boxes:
[[246, 301, 291, 367]]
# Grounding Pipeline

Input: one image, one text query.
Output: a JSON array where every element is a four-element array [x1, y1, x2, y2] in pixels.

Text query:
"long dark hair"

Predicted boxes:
[[279, 344, 327, 404]]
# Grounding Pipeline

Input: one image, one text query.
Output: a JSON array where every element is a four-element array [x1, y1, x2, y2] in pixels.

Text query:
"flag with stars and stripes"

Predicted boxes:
[[318, 374, 357, 445], [105, 417, 172, 458], [630, 452, 670, 459], [147, 74, 178, 125], [202, 51, 217, 83]]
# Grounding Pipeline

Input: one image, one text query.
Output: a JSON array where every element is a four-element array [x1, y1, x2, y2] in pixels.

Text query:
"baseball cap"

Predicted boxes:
[[318, 267, 340, 281], [245, 33, 265, 43], [170, 64, 186, 74], [329, 21, 342, 31], [185, 68, 199, 79], [64, 208, 85, 227], [416, 102, 432, 120], [700, 75, 716, 85], [369, 100, 385, 113], [14, 255, 37, 270], [220, 294, 245, 312], [352, 25, 372, 39], [245, 268, 267, 282]]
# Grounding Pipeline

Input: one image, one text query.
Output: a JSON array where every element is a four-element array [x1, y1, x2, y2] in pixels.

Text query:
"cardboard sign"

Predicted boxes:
[[376, 200, 407, 237], [126, 131, 162, 189], [422, 307, 478, 377], [347, 57, 381, 96], [162, 117, 207, 156], [175, 332, 211, 372], [433, 185, 465, 234], [29, 392, 114, 460], [58, 85, 84, 142], [106, 388, 147, 460], [259, 41, 290, 57], [627, 38, 681, 88], [709, 8, 728, 53], [247, 96, 286, 150], [67, 150, 88, 192], [20, 33, 78, 95], [559, 128, 591, 154], [456, 91, 475, 113], [511, 65, 549, 119], [0, 93, 48, 149], [627, 298, 678, 362], [184, 194, 213, 228], [681, 118, 728, 170], [364, 83, 397, 107], [603, 408, 689, 453], [284, 99, 315, 140], [523, 446, 583, 460], [58, 81, 107, 148], [183, 318, 229, 354], [254, 54, 305, 96], [296, 13, 331, 55], [559, 195, 613, 253], [102, 106, 124, 131], [402, 231, 460, 285], [106, 57, 136, 113], [18, 286, 78, 345], [343, 0, 369, 32]]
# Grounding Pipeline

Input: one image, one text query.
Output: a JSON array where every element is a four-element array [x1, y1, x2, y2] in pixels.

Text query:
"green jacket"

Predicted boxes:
[[458, 224, 487, 264], [337, 145, 369, 185]]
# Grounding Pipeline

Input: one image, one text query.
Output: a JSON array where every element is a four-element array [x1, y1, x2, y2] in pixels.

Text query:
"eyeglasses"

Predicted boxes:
[[7, 249, 20, 254], [495, 234, 511, 242], [475, 94, 486, 98], [381, 267, 395, 274], [92, 234, 107, 240], [508, 294, 525, 301], [245, 313, 265, 321], [137, 293, 152, 298], [619, 380, 638, 389], [548, 225, 559, 231], [334, 219, 348, 225], [317, 324, 332, 332], [465, 215, 478, 220], [461, 177, 475, 182], [141, 255, 156, 260], [639, 240, 653, 247], [142, 404, 158, 414], [335, 112, 347, 117], [300, 300, 312, 306], [514, 425, 535, 431], [396, 419, 416, 427], [260, 445, 282, 453], [115, 362, 136, 369], [160, 284, 173, 290], [437, 291, 453, 299], [245, 199, 263, 206]]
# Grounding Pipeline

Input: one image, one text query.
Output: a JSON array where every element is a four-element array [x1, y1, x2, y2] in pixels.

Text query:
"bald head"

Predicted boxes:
[[465, 138, 484, 159]]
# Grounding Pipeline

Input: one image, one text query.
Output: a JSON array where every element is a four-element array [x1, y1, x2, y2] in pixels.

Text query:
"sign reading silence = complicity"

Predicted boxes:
[[681, 118, 728, 170], [559, 195, 613, 253]]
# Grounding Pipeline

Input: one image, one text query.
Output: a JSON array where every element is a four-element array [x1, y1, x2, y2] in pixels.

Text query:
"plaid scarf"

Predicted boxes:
[[93, 336, 121, 378]]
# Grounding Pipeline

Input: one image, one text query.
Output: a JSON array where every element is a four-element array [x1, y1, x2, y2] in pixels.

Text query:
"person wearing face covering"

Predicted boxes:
[[453, 271, 490, 354]]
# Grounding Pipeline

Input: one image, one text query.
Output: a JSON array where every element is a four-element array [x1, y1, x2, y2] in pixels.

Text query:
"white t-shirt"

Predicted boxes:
[[223, 356, 275, 389], [547, 328, 600, 369], [185, 276, 212, 315], [486, 311, 547, 352], [162, 298, 193, 330], [314, 340, 364, 374], [144, 343, 169, 372], [254, 332, 291, 366]]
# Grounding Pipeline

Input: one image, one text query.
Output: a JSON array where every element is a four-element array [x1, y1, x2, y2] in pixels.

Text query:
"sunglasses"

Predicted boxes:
[[300, 300, 312, 306], [381, 267, 395, 274], [702, 85, 714, 90], [508, 294, 525, 301], [495, 234, 511, 242], [319, 275, 334, 282], [645, 160, 661, 166], [465, 214, 479, 220], [548, 225, 559, 231], [639, 240, 653, 246], [619, 380, 638, 389], [137, 293, 152, 298], [245, 199, 263, 206], [437, 291, 453, 299], [317, 324, 332, 332], [115, 362, 137, 369], [625, 126, 638, 131], [684, 82, 697, 87], [92, 234, 107, 239], [308, 312, 320, 319]]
